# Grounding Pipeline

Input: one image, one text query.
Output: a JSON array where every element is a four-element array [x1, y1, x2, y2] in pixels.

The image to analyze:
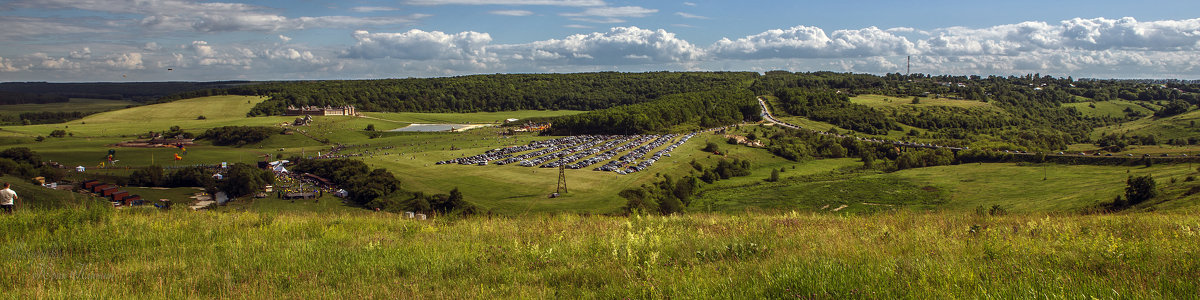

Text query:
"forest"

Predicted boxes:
[[541, 89, 760, 135], [234, 72, 758, 115]]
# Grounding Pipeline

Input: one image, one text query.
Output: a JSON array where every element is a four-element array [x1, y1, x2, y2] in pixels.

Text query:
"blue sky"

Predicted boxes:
[[2, 0, 1200, 81]]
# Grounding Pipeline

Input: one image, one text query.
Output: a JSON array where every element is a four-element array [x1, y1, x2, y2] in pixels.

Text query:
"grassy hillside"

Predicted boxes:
[[850, 94, 994, 109], [5, 95, 292, 137], [364, 110, 583, 124], [1062, 99, 1155, 118], [0, 210, 1196, 298], [693, 160, 1200, 214], [1093, 109, 1200, 141]]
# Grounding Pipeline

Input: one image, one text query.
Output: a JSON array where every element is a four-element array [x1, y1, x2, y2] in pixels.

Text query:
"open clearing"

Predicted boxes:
[[850, 94, 995, 109]]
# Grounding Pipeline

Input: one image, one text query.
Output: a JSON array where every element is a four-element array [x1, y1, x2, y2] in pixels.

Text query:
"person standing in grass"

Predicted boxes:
[[0, 182, 16, 214]]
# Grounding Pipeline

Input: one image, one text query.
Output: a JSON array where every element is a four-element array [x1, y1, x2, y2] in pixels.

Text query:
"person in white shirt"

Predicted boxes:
[[0, 182, 16, 214]]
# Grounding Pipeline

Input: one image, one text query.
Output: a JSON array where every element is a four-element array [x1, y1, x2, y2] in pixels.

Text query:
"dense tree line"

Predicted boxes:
[[543, 89, 760, 135], [0, 91, 69, 105], [0, 147, 66, 183], [774, 88, 897, 135], [0, 81, 254, 103], [0, 111, 89, 125], [236, 72, 758, 116], [198, 126, 280, 146]]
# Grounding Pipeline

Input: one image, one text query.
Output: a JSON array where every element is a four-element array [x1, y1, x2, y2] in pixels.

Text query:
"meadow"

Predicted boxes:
[[0, 209, 1197, 298]]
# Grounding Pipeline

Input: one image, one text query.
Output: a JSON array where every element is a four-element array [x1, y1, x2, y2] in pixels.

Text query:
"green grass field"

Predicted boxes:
[[1, 209, 1197, 298], [364, 110, 583, 125], [693, 160, 1200, 214], [850, 94, 994, 109], [0, 98, 140, 117], [1093, 109, 1200, 141], [1063, 99, 1155, 118]]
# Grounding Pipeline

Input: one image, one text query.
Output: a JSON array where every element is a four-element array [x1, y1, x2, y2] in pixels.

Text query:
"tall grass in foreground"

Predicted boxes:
[[1, 208, 1197, 298]]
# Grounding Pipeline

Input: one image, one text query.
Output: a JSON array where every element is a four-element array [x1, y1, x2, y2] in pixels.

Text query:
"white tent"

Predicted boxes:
[[75, 166, 85, 172], [273, 165, 288, 173]]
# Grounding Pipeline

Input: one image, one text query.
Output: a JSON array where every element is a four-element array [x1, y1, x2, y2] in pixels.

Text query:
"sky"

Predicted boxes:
[[2, 0, 1200, 82]]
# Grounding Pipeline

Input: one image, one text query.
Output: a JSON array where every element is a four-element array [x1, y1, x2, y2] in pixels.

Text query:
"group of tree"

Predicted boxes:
[[0, 147, 64, 183], [236, 72, 758, 116], [0, 111, 91, 126], [773, 88, 897, 135], [622, 158, 752, 215], [542, 89, 761, 135], [288, 157, 478, 214], [127, 164, 269, 198], [0, 81, 253, 103], [198, 126, 280, 146]]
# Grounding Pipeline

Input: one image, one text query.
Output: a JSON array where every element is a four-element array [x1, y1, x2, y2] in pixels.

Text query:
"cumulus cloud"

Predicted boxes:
[[490, 10, 535, 16], [101, 52, 145, 70], [0, 57, 27, 72], [190, 41, 216, 57], [343, 29, 494, 64], [712, 25, 917, 59], [510, 26, 704, 65], [279, 35, 292, 42]]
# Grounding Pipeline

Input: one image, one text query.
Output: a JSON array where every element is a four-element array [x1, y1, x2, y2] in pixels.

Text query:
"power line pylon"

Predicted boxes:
[[556, 164, 567, 194]]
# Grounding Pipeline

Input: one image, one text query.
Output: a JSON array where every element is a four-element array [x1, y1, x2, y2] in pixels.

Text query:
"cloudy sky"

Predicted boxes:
[[3, 0, 1200, 82]]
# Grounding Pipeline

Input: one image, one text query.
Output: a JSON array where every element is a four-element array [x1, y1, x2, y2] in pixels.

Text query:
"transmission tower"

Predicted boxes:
[[906, 55, 911, 76], [556, 164, 567, 194]]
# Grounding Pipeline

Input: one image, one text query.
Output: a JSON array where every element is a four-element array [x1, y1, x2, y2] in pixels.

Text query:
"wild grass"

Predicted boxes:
[[1093, 109, 1200, 141], [850, 94, 995, 109], [1062, 99, 1154, 118], [0, 209, 1196, 298]]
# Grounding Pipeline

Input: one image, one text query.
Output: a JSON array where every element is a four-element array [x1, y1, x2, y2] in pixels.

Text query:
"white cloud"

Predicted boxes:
[[1060, 17, 1200, 51], [490, 10, 535, 16], [0, 57, 27, 72], [12, 0, 426, 33], [675, 12, 708, 19], [101, 52, 145, 70], [564, 24, 593, 29], [350, 6, 400, 13], [683, 2, 697, 6], [562, 6, 657, 18], [190, 41, 216, 57], [343, 29, 495, 64], [279, 35, 292, 42], [511, 26, 704, 65], [69, 48, 93, 59], [406, 0, 604, 6]]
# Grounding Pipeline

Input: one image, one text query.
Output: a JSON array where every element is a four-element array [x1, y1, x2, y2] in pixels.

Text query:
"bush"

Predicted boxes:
[[199, 126, 280, 146], [1124, 175, 1157, 206], [703, 142, 720, 153]]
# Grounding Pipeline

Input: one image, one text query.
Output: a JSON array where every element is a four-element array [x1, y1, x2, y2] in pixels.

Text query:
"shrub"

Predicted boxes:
[[1124, 175, 1157, 205]]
